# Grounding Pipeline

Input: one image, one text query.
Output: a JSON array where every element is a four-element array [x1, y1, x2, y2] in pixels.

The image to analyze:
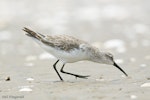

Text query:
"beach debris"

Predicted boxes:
[[26, 78, 34, 81], [19, 88, 32, 92], [130, 95, 137, 99], [141, 83, 150, 87], [5, 76, 10, 81], [19, 85, 33, 92]]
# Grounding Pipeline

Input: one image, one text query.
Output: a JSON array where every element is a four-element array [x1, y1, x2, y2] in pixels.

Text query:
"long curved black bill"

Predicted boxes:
[[113, 62, 128, 76]]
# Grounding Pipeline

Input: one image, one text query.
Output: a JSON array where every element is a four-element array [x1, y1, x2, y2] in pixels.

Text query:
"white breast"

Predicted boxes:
[[55, 48, 88, 63], [34, 39, 88, 63]]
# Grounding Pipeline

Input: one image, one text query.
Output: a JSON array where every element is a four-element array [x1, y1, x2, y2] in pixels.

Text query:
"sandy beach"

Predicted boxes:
[[0, 0, 150, 100]]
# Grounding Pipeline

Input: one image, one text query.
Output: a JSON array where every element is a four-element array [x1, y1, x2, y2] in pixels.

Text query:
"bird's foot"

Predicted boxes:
[[75, 75, 90, 79]]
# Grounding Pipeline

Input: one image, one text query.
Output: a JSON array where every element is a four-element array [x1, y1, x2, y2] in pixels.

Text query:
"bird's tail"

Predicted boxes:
[[23, 27, 44, 40]]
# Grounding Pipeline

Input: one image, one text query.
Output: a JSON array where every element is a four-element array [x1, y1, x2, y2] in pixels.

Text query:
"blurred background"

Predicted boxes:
[[0, 0, 150, 99], [0, 0, 149, 56]]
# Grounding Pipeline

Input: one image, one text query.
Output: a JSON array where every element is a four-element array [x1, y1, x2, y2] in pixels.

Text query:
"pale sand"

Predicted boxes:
[[0, 0, 150, 100]]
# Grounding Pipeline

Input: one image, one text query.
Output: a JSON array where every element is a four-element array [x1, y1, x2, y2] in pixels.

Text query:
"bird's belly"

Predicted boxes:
[[40, 44, 87, 63], [58, 50, 87, 63], [53, 49, 87, 63]]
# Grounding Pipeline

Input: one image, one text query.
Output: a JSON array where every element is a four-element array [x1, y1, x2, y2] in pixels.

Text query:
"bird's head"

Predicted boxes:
[[90, 51, 128, 76]]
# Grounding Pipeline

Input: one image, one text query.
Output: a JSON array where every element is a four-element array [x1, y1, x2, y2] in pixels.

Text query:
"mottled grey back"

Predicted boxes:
[[42, 35, 87, 51]]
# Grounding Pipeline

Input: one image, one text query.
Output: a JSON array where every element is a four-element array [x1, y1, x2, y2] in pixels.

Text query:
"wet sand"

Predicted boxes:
[[0, 0, 150, 100]]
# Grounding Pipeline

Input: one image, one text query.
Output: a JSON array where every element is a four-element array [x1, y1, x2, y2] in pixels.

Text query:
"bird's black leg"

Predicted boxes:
[[60, 64, 90, 79], [53, 60, 63, 81]]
